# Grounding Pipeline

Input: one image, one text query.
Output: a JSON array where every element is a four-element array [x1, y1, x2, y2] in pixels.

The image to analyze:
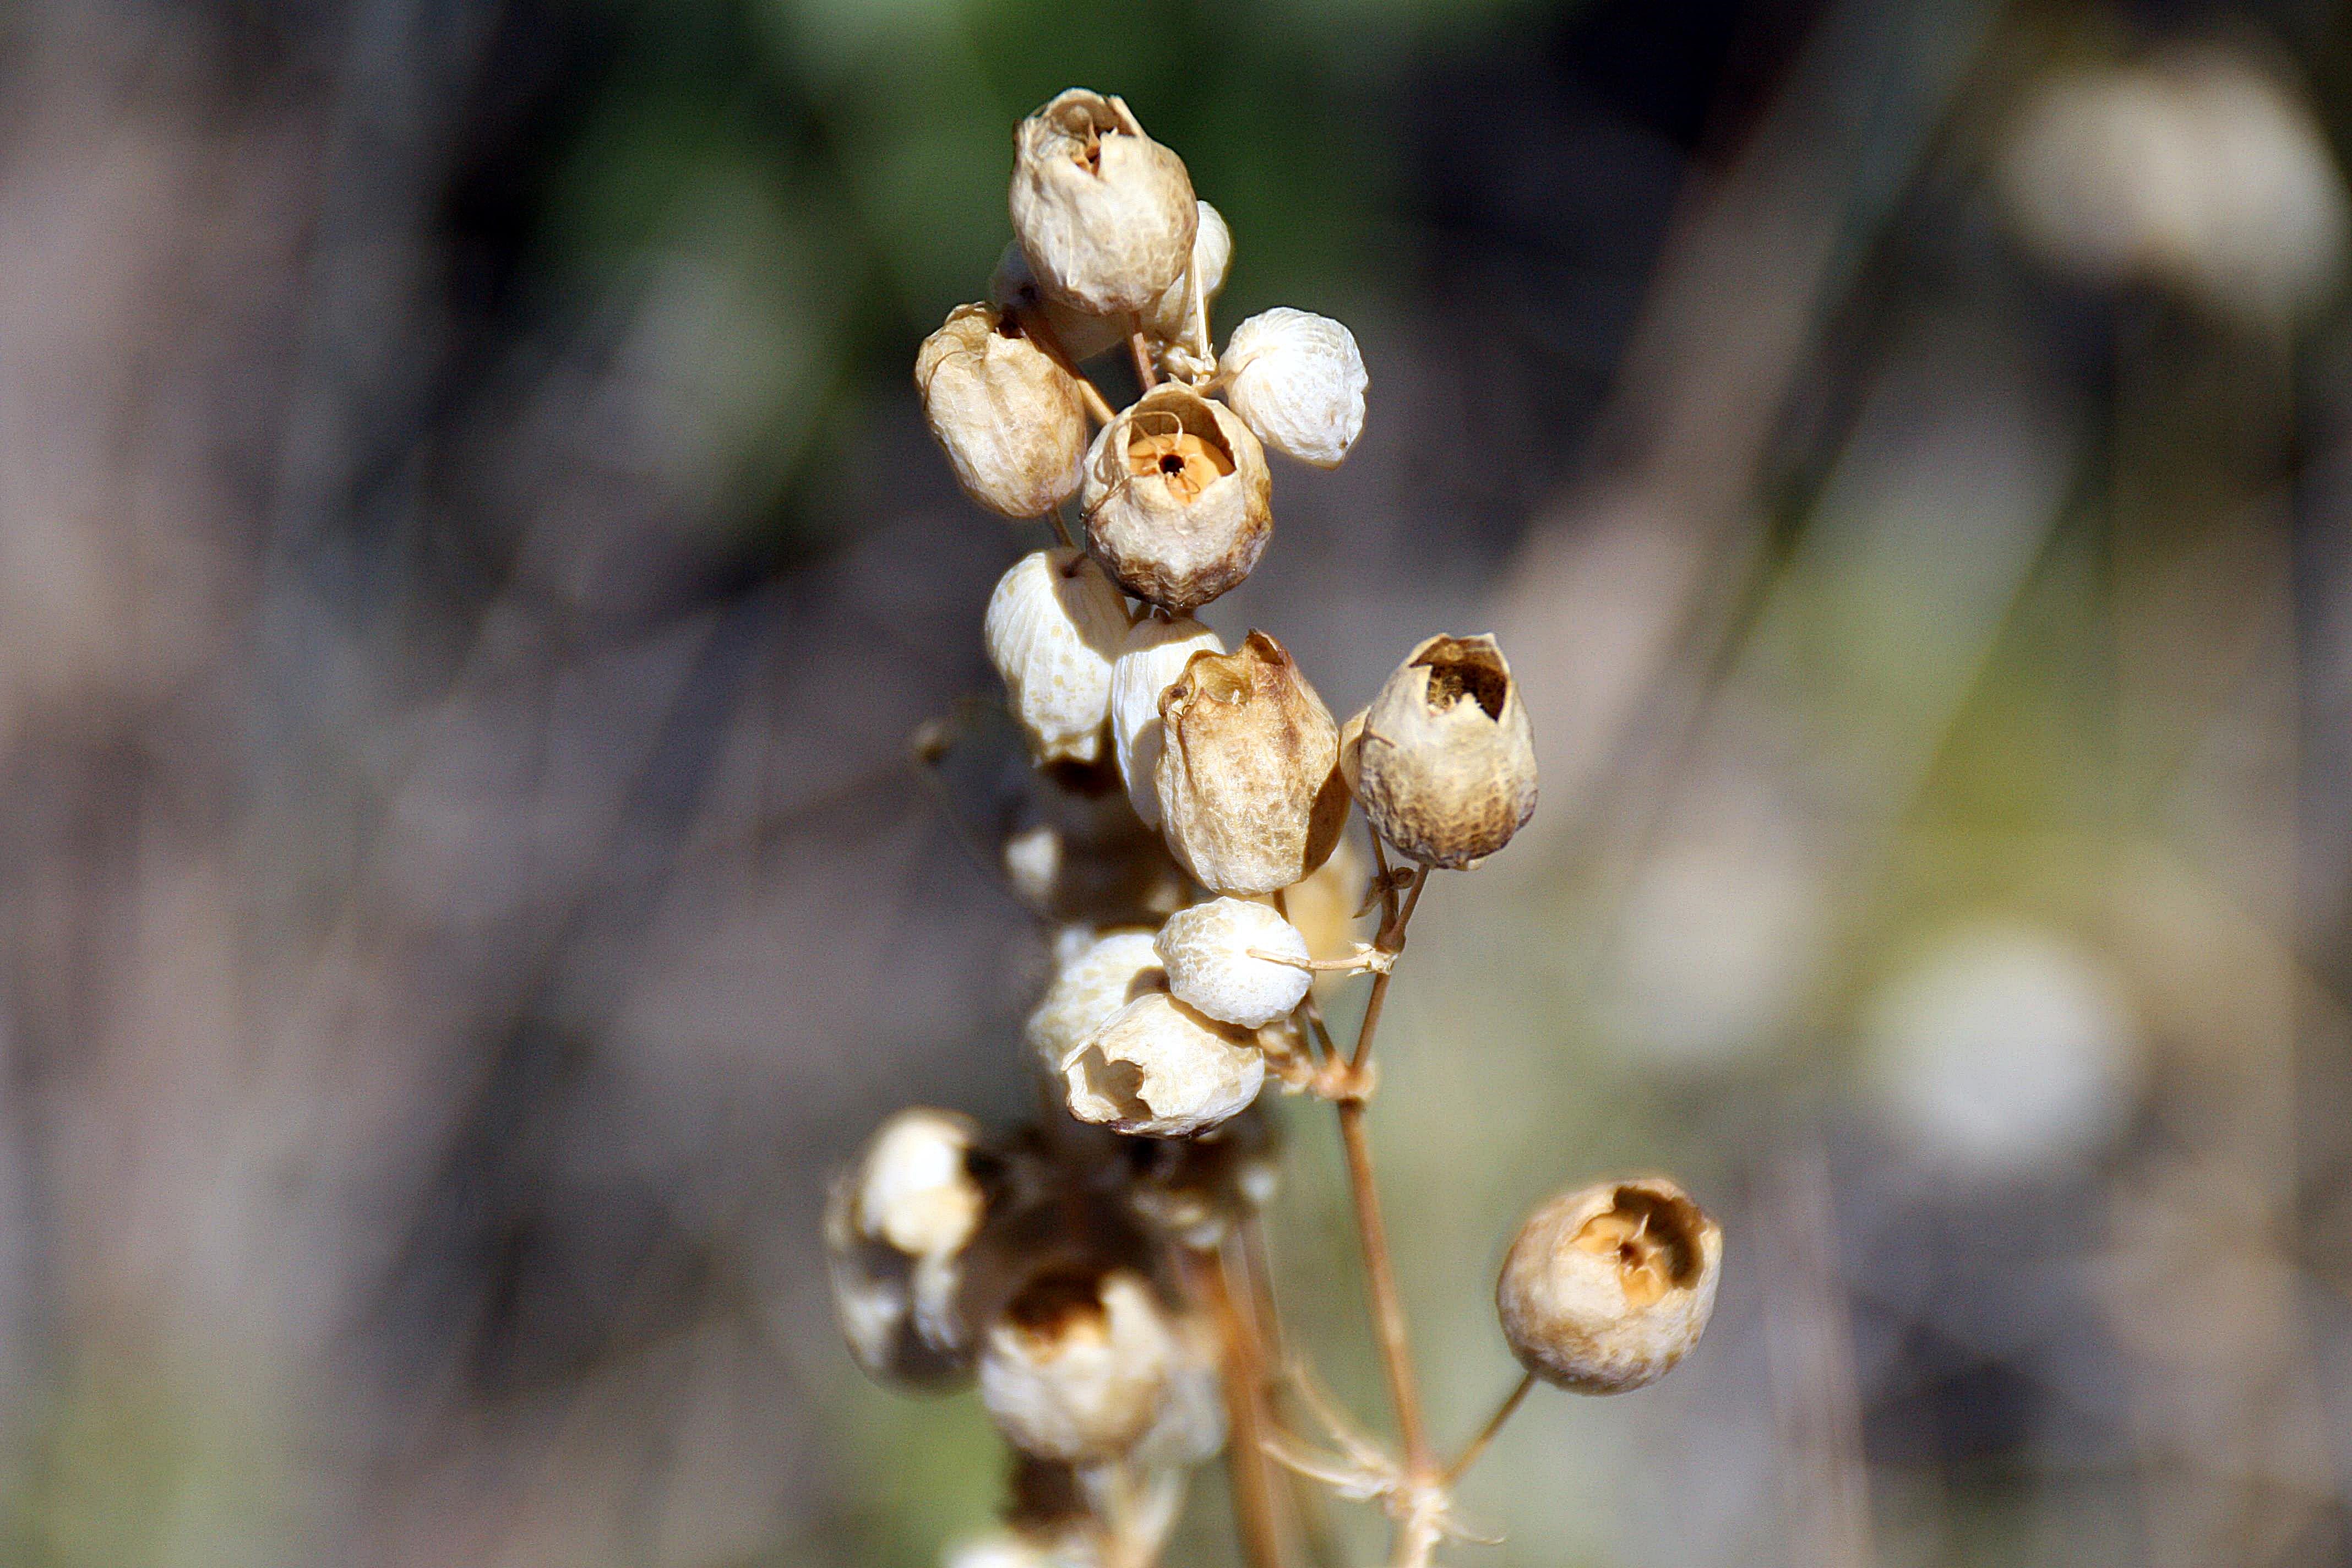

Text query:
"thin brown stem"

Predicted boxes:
[[1129, 319, 1159, 390], [1444, 1372, 1535, 1485], [1076, 373, 1118, 426], [1205, 1240, 1298, 1568], [1349, 867, 1425, 1076], [1047, 507, 1076, 548]]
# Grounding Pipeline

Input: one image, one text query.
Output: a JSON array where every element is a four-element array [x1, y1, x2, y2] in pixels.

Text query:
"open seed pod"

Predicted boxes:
[[916, 303, 1090, 519], [1063, 990, 1265, 1138], [1156, 632, 1347, 895], [1026, 929, 1167, 1079], [1345, 633, 1537, 868], [1081, 385, 1271, 613], [1495, 1177, 1723, 1394], [1010, 90, 1197, 316]]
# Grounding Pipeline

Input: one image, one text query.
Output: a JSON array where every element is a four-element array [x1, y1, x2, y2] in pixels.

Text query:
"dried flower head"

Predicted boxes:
[[984, 548, 1130, 765], [1496, 1178, 1722, 1394], [1010, 90, 1197, 315], [1082, 385, 1271, 613], [979, 1266, 1177, 1462], [1157, 632, 1348, 895], [1026, 929, 1167, 1079], [1064, 990, 1265, 1137], [1110, 614, 1223, 829], [1344, 633, 1537, 868], [1218, 308, 1368, 468], [917, 303, 1090, 519], [1142, 199, 1234, 346], [1155, 896, 1313, 1027], [992, 239, 1127, 364]]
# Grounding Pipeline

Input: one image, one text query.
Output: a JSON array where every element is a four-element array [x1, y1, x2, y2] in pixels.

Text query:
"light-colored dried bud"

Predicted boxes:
[[917, 303, 1090, 518], [854, 1108, 987, 1259], [1064, 990, 1264, 1137], [980, 1267, 1176, 1462], [825, 1109, 992, 1388], [1157, 632, 1347, 896], [1496, 1178, 1722, 1395], [1218, 308, 1368, 468], [1346, 633, 1537, 869], [1026, 930, 1166, 1076], [1142, 200, 1234, 345], [1110, 614, 1223, 828], [1155, 897, 1311, 1027], [1082, 385, 1271, 612], [993, 240, 1126, 363], [984, 548, 1131, 765], [1010, 90, 1197, 315]]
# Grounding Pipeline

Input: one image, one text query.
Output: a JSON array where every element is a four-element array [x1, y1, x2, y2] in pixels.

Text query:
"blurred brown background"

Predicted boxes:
[[7, 0, 2352, 1564]]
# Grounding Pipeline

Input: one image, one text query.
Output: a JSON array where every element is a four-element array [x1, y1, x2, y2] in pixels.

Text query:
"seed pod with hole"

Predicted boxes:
[[1110, 614, 1222, 828], [1010, 90, 1197, 316], [1157, 632, 1348, 895], [1142, 200, 1234, 346], [984, 548, 1130, 765], [1344, 633, 1537, 869], [1082, 385, 1271, 612], [1064, 990, 1264, 1137], [916, 303, 1090, 519], [824, 1108, 990, 1386], [1496, 1178, 1723, 1394], [992, 239, 1126, 364], [1026, 929, 1166, 1078], [1218, 308, 1368, 468], [980, 1266, 1176, 1462], [1155, 897, 1311, 1027]]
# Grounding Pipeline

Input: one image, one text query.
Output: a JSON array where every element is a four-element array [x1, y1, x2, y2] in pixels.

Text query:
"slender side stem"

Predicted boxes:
[[1075, 373, 1118, 426], [1205, 1240, 1296, 1568], [1047, 507, 1076, 548], [1349, 869, 1424, 1075], [1129, 320, 1159, 390], [1444, 1372, 1535, 1485]]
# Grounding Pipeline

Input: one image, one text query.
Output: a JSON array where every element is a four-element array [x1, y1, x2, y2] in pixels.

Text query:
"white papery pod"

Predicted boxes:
[[1142, 200, 1234, 346], [1081, 385, 1271, 612], [1025, 929, 1165, 1076], [992, 240, 1127, 364], [917, 303, 1090, 517], [1063, 990, 1265, 1137], [1218, 308, 1367, 468], [853, 1107, 987, 1260], [984, 548, 1130, 765], [1496, 1178, 1723, 1395], [1010, 90, 1197, 315], [980, 1268, 1177, 1462], [1109, 614, 1222, 829], [1155, 897, 1311, 1027]]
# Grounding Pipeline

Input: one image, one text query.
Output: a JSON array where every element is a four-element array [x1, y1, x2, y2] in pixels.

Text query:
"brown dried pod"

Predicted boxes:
[[916, 303, 1090, 519], [1081, 385, 1272, 613], [1010, 90, 1197, 316], [1156, 632, 1347, 895], [1345, 633, 1537, 868], [1496, 1178, 1723, 1394], [979, 1266, 1177, 1462]]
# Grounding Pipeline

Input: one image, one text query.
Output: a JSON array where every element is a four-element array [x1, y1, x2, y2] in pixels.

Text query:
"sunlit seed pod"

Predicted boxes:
[[1081, 385, 1272, 613], [917, 303, 1090, 518], [1157, 631, 1348, 896], [979, 1267, 1177, 1462], [853, 1108, 987, 1262], [992, 240, 1127, 364], [1496, 1178, 1722, 1395], [1218, 307, 1368, 468], [1063, 990, 1265, 1137], [1026, 929, 1167, 1077], [1349, 633, 1537, 869], [1010, 90, 1197, 315], [984, 548, 1130, 765], [1110, 613, 1223, 829], [1141, 200, 1234, 346], [1155, 897, 1311, 1027]]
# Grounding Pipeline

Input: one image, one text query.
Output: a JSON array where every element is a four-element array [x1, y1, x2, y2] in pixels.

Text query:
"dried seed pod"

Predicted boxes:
[[1081, 385, 1271, 612], [824, 1108, 992, 1387], [854, 1108, 989, 1259], [1010, 90, 1197, 315], [992, 239, 1126, 363], [1026, 929, 1166, 1077], [979, 1266, 1176, 1462], [1496, 1178, 1723, 1394], [984, 548, 1130, 765], [1277, 829, 1372, 982], [1346, 633, 1538, 868], [1218, 308, 1368, 468], [1155, 897, 1311, 1027], [917, 303, 1090, 518], [1064, 990, 1265, 1137], [1141, 200, 1234, 345], [1110, 614, 1223, 828], [1157, 632, 1348, 896]]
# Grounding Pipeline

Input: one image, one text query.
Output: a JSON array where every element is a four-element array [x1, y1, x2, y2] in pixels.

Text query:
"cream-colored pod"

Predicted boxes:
[[1110, 614, 1222, 829], [1218, 307, 1367, 467], [1025, 929, 1166, 1077], [1063, 990, 1265, 1137], [1010, 90, 1197, 315], [824, 1108, 990, 1387], [1142, 200, 1234, 345], [979, 1267, 1177, 1462], [916, 303, 1090, 518], [1081, 385, 1271, 612], [983, 548, 1129, 764], [992, 239, 1127, 363], [1495, 1178, 1723, 1394], [1348, 633, 1537, 868], [1156, 632, 1347, 895], [1154, 897, 1311, 1027]]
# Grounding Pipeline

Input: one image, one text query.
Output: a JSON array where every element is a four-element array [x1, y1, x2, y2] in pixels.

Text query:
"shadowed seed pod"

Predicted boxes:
[[992, 240, 1126, 364], [1142, 199, 1233, 347], [984, 548, 1130, 764], [825, 1109, 991, 1386], [1218, 307, 1368, 468], [1155, 896, 1311, 1027], [1496, 1178, 1723, 1394], [1082, 384, 1271, 612], [1025, 929, 1166, 1077], [1110, 614, 1222, 828], [979, 1266, 1177, 1462], [917, 303, 1090, 519], [1010, 90, 1197, 315], [1157, 632, 1348, 895], [1343, 633, 1537, 869], [1064, 990, 1265, 1137]]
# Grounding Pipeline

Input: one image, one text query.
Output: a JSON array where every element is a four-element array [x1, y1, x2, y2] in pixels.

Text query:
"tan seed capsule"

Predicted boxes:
[[979, 1267, 1176, 1462], [1347, 633, 1537, 868], [984, 548, 1130, 765], [1218, 308, 1368, 468], [1010, 90, 1197, 315], [1496, 1178, 1722, 1394], [1025, 930, 1166, 1077], [1157, 632, 1348, 896], [1142, 200, 1234, 346], [992, 239, 1126, 364], [1064, 990, 1265, 1137], [1082, 385, 1272, 612], [1110, 614, 1222, 829], [916, 303, 1090, 519], [1155, 897, 1311, 1027]]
